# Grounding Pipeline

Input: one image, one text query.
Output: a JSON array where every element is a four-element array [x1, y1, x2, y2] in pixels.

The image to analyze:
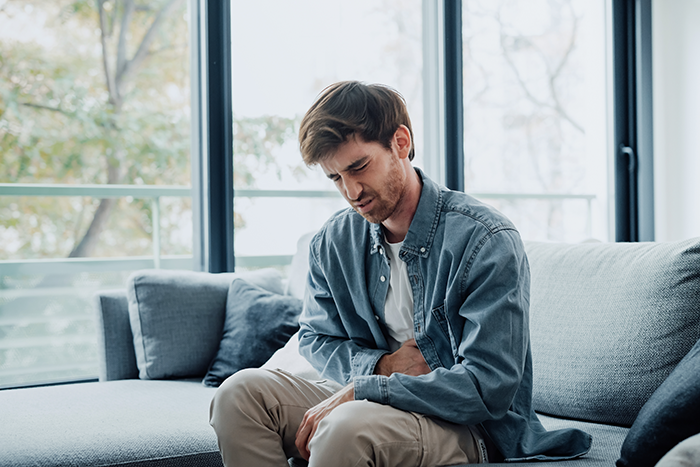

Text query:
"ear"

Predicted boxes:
[[392, 125, 412, 160]]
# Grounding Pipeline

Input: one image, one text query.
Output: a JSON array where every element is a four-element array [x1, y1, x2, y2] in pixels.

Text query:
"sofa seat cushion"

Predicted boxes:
[[525, 239, 700, 427], [454, 414, 629, 467], [0, 380, 221, 467]]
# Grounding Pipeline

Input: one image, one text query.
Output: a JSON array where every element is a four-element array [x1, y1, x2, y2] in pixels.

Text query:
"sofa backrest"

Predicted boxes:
[[525, 238, 700, 427], [94, 233, 316, 382], [284, 231, 315, 300]]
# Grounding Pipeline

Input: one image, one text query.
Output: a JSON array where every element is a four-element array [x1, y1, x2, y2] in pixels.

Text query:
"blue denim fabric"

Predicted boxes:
[[298, 168, 592, 462]]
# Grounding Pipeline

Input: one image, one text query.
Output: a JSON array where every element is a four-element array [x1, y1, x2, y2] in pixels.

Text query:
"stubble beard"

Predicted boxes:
[[354, 160, 405, 224]]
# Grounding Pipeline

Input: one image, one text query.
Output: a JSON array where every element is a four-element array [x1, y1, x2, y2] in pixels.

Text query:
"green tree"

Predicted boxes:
[[1, 0, 191, 258], [0, 0, 299, 260]]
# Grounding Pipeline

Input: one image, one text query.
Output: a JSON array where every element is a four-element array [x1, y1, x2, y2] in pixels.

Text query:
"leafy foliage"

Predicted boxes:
[[0, 0, 299, 259]]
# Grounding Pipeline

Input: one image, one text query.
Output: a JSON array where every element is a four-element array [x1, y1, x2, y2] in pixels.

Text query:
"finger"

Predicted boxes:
[[295, 411, 308, 439], [303, 424, 315, 459], [295, 425, 311, 461], [295, 415, 312, 460], [305, 406, 332, 459]]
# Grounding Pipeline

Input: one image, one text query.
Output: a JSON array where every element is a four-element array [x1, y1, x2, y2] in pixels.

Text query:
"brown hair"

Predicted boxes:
[[298, 81, 414, 165]]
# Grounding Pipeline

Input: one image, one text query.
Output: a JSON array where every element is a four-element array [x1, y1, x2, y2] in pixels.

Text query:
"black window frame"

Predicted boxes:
[[612, 0, 655, 242], [444, 0, 655, 241], [194, 0, 657, 269], [191, 0, 235, 272]]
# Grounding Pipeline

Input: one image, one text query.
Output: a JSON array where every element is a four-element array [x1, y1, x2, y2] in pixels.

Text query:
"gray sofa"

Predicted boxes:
[[1, 235, 699, 467]]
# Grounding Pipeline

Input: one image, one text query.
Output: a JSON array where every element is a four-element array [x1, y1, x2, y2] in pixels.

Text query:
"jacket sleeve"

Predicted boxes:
[[353, 229, 530, 425], [297, 236, 389, 385]]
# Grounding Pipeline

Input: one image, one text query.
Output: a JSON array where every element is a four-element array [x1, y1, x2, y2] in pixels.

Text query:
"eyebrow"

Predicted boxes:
[[326, 156, 370, 180]]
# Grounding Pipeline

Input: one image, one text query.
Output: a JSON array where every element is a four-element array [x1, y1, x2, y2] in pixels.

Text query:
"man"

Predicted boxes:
[[209, 81, 591, 466]]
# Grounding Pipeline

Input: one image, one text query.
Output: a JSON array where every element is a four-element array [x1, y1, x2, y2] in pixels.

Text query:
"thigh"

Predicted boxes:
[[656, 433, 700, 467], [210, 368, 338, 465], [419, 415, 486, 466], [309, 400, 483, 467]]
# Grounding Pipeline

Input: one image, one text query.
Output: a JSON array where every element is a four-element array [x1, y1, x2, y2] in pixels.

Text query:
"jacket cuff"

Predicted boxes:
[[351, 348, 388, 378], [353, 374, 389, 404]]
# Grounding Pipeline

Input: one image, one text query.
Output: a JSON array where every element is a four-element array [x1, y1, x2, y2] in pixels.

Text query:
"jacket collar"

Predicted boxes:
[[369, 167, 443, 259]]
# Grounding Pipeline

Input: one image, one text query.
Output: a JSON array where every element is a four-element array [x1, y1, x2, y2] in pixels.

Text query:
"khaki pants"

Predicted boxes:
[[209, 368, 487, 467]]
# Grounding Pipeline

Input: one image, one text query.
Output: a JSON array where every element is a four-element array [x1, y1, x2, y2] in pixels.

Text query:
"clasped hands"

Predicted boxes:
[[294, 338, 430, 460]]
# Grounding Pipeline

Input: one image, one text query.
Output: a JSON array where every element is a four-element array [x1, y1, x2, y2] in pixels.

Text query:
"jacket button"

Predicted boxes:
[[380, 276, 386, 282], [420, 247, 426, 253]]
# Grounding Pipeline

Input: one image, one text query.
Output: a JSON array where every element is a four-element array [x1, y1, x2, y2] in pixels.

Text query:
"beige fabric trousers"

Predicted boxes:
[[209, 368, 485, 467], [655, 433, 700, 467]]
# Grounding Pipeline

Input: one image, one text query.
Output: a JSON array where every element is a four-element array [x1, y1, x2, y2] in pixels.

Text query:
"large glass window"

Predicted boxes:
[[462, 0, 610, 242], [230, 0, 424, 266], [0, 0, 616, 387], [0, 0, 192, 387]]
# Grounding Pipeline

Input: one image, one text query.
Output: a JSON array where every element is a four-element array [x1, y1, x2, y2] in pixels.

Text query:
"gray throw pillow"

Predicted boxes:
[[127, 268, 284, 380], [202, 279, 303, 388], [617, 338, 700, 467]]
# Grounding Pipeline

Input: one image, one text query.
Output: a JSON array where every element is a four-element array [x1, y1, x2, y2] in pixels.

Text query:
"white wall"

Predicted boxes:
[[653, 0, 700, 241]]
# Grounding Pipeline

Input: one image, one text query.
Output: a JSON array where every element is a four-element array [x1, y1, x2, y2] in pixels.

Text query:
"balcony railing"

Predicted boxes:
[[0, 184, 349, 273], [0, 183, 595, 273]]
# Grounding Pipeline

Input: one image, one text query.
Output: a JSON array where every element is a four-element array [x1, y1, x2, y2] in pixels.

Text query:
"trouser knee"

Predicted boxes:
[[209, 368, 276, 429], [308, 401, 379, 460]]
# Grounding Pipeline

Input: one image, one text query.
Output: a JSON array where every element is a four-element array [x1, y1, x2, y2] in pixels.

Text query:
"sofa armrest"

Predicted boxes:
[[93, 290, 139, 381]]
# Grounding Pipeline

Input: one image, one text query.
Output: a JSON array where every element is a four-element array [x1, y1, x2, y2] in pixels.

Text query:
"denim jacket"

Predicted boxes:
[[298, 168, 592, 461]]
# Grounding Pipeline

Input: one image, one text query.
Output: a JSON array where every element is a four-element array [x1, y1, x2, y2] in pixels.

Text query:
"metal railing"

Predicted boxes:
[[0, 184, 347, 273], [0, 183, 596, 274], [472, 192, 596, 239], [0, 183, 191, 271]]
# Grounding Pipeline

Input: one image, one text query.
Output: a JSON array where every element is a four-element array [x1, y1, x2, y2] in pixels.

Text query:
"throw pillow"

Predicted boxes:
[[127, 268, 284, 380], [202, 279, 303, 387], [617, 338, 700, 467]]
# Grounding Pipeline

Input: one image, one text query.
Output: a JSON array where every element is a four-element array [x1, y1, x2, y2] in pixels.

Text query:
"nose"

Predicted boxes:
[[343, 177, 363, 202]]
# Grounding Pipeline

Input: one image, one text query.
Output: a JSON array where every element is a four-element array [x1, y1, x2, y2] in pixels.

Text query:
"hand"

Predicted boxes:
[[295, 383, 355, 461], [374, 338, 431, 377]]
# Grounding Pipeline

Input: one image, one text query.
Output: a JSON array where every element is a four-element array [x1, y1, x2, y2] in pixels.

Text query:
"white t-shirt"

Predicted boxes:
[[383, 238, 415, 352]]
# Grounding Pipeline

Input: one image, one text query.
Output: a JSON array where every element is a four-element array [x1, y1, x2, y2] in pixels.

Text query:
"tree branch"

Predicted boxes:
[[499, 32, 584, 134], [117, 0, 185, 86], [68, 0, 185, 259], [19, 102, 71, 115], [547, 6, 582, 133], [97, 0, 119, 107], [115, 0, 135, 88]]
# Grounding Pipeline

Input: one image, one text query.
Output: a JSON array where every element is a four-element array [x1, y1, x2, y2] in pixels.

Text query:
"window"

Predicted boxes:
[[0, 0, 192, 387], [230, 0, 425, 267], [461, 0, 610, 242]]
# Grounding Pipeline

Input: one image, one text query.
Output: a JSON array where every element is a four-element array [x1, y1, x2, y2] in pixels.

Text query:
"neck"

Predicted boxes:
[[382, 164, 422, 243]]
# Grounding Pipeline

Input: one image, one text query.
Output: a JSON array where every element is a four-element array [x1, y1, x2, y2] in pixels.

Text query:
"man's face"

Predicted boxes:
[[319, 135, 406, 224]]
